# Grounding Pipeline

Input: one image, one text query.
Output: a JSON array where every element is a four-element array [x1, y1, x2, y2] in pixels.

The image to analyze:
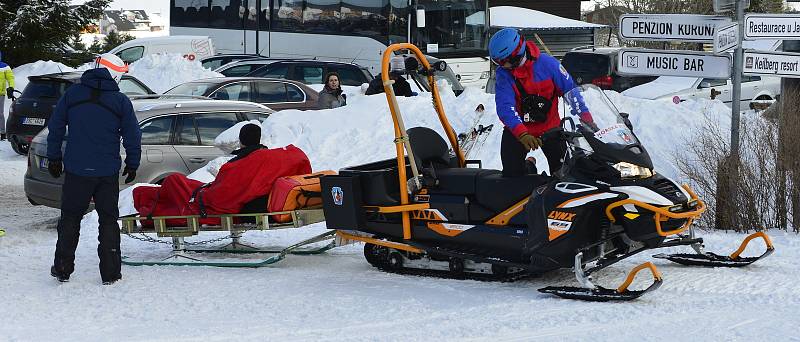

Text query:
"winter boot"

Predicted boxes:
[[50, 266, 70, 283], [102, 275, 122, 285]]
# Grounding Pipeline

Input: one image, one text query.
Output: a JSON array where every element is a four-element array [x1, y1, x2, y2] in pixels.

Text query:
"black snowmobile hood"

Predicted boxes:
[[79, 68, 120, 92]]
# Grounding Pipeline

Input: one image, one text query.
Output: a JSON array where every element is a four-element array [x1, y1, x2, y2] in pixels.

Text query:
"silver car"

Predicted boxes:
[[24, 98, 273, 209]]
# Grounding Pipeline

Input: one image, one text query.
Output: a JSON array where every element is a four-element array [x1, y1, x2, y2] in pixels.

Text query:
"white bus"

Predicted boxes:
[[170, 0, 491, 87]]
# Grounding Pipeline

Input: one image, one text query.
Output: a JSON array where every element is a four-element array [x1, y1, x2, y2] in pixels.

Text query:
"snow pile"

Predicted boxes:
[[258, 84, 728, 183], [127, 53, 223, 93]]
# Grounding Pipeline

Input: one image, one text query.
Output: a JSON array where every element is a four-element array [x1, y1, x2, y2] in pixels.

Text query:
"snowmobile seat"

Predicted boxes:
[[407, 126, 451, 169]]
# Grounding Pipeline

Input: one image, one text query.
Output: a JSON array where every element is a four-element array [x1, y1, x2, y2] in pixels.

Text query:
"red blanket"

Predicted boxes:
[[133, 145, 312, 225]]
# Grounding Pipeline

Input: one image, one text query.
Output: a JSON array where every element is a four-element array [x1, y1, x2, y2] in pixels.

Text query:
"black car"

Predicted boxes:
[[6, 71, 154, 155], [200, 54, 265, 70], [215, 59, 374, 86], [561, 47, 657, 92]]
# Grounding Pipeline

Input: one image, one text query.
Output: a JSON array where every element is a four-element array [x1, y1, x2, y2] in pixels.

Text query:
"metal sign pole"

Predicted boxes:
[[730, 0, 744, 156]]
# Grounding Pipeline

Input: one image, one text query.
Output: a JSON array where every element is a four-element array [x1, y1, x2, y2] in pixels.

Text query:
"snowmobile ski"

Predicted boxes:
[[653, 231, 774, 267], [539, 254, 662, 302]]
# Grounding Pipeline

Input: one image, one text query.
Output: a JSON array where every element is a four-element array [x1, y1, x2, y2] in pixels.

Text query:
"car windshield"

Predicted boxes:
[[564, 85, 639, 150], [165, 82, 216, 96]]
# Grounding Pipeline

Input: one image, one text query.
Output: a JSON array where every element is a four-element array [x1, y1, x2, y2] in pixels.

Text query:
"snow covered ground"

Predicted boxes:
[[0, 57, 796, 341]]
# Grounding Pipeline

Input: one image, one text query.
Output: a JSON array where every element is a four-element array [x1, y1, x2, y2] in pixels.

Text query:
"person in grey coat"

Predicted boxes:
[[318, 72, 346, 109]]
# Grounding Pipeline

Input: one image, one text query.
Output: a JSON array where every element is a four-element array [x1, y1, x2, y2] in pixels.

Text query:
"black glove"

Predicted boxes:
[[7, 87, 14, 99], [121, 167, 136, 184], [48, 159, 63, 178]]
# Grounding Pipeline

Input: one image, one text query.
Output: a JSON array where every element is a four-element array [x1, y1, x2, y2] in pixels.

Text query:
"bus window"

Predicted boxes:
[[210, 0, 240, 29], [414, 0, 487, 56], [273, 0, 303, 31]]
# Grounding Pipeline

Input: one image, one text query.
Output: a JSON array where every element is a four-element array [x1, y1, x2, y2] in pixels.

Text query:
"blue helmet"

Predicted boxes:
[[488, 28, 524, 62]]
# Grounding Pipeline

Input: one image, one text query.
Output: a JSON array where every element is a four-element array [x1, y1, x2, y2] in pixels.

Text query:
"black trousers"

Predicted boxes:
[[501, 129, 567, 178], [53, 172, 121, 282]]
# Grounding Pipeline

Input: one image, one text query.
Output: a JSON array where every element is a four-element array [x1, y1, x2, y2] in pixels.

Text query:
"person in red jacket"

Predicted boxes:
[[489, 28, 595, 177], [133, 124, 311, 225]]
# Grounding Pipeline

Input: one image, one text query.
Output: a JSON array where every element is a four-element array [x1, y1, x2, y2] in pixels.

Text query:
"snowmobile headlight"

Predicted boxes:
[[612, 162, 653, 179]]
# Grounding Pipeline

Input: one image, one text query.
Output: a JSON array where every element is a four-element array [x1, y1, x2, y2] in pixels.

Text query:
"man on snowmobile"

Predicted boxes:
[[489, 28, 595, 177], [47, 53, 141, 285]]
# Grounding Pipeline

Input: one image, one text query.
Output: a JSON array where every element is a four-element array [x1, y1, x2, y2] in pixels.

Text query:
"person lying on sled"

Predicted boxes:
[[133, 124, 312, 225]]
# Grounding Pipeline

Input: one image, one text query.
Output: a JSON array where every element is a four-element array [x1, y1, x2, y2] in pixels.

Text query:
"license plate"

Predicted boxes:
[[23, 117, 46, 126], [39, 157, 49, 169]]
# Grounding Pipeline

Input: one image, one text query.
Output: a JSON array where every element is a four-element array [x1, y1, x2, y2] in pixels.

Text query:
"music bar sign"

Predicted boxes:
[[619, 14, 731, 42], [744, 14, 800, 40], [617, 49, 732, 78], [743, 50, 800, 78]]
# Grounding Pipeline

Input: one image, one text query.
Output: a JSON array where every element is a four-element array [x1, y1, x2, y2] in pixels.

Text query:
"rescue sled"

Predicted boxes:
[[319, 43, 774, 301], [119, 171, 338, 267]]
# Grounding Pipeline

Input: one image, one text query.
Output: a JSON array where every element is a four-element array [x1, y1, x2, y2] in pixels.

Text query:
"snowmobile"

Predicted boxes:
[[320, 43, 774, 301]]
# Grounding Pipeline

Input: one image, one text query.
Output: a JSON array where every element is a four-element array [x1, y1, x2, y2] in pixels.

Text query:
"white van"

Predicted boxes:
[[108, 36, 216, 64]]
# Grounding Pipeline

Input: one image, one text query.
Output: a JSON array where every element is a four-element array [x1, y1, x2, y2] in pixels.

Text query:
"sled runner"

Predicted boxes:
[[319, 43, 774, 302], [120, 209, 335, 267]]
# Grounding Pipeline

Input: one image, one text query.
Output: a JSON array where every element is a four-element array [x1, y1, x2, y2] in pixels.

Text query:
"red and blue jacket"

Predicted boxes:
[[495, 42, 588, 138]]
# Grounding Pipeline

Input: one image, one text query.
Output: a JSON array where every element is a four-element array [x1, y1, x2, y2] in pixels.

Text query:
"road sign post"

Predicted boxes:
[[616, 49, 732, 78], [714, 0, 749, 13], [618, 14, 731, 42]]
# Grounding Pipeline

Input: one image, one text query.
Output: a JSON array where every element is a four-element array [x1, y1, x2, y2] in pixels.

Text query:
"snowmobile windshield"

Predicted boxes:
[[564, 85, 639, 149]]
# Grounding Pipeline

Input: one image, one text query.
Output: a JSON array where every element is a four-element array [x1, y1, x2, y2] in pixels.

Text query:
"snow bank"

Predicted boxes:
[[127, 53, 223, 93], [259, 83, 730, 183]]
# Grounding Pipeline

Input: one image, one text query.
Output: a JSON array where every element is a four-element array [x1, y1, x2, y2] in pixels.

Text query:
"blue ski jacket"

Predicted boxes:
[[47, 68, 141, 177], [495, 41, 590, 138]]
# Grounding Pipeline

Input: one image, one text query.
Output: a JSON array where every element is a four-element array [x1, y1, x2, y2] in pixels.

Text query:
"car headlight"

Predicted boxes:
[[612, 162, 653, 179], [480, 71, 490, 79]]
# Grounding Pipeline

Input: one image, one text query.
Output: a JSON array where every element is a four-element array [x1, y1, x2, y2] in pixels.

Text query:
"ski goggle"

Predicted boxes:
[[491, 39, 526, 68]]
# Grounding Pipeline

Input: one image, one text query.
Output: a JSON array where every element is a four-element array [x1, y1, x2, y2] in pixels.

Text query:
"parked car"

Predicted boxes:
[[561, 47, 658, 92], [164, 77, 320, 111], [109, 35, 216, 64], [215, 59, 374, 86], [200, 54, 264, 70], [24, 98, 273, 209], [622, 75, 780, 109], [6, 71, 155, 155]]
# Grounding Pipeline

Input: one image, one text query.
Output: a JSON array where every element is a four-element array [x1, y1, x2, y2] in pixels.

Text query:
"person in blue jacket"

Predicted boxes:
[[490, 28, 595, 177], [47, 53, 141, 285]]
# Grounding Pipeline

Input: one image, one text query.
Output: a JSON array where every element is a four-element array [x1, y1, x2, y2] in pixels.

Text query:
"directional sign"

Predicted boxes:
[[617, 49, 732, 78], [618, 14, 731, 42], [714, 23, 739, 54], [743, 50, 800, 78], [744, 14, 800, 40]]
